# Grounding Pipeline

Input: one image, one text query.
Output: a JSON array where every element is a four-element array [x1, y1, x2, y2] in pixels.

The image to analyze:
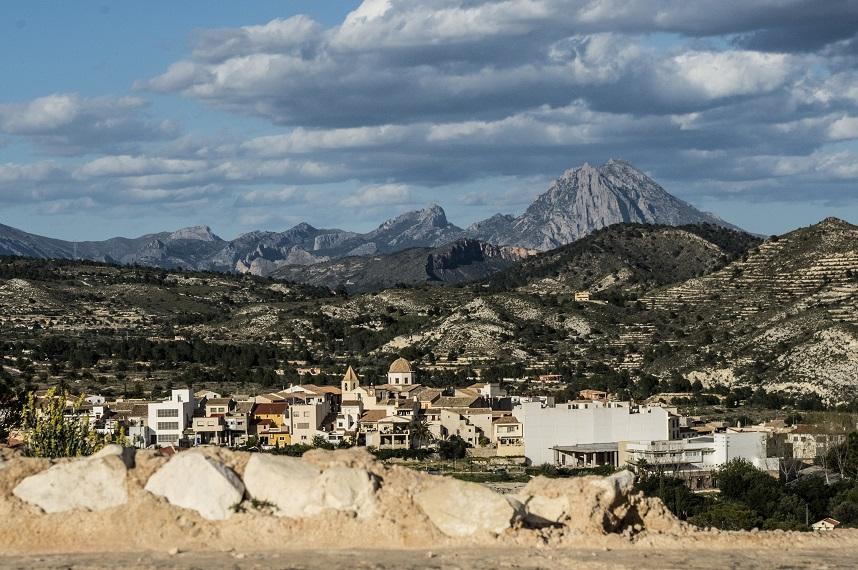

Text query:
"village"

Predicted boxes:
[[21, 356, 849, 522]]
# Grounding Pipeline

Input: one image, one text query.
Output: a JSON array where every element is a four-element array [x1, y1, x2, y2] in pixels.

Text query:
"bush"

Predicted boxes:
[[689, 501, 759, 531], [371, 448, 432, 461], [438, 435, 468, 460], [20, 388, 103, 458]]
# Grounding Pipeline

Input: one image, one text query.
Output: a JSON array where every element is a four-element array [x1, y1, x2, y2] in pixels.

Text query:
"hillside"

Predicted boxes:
[[485, 223, 761, 296], [641, 217, 858, 400], [271, 239, 533, 293], [0, 218, 855, 402]]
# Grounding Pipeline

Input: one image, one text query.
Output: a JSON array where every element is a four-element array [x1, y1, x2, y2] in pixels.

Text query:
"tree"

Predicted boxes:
[[438, 435, 468, 459], [0, 375, 23, 442], [689, 501, 759, 531], [20, 388, 102, 458], [312, 435, 334, 450], [410, 417, 435, 448]]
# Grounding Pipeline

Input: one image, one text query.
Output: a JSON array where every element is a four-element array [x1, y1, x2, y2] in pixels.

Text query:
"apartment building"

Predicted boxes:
[[620, 431, 779, 488], [515, 400, 679, 466], [147, 389, 195, 447]]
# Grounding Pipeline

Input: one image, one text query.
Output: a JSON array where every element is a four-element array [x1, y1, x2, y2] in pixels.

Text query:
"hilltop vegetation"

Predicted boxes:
[[0, 218, 855, 404]]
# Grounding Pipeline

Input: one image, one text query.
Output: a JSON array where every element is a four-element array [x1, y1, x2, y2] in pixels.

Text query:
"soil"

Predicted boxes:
[[3, 447, 857, 569], [2, 543, 858, 570]]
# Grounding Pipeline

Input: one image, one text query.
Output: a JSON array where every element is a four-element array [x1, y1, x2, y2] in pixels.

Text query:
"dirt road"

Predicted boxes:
[[2, 547, 856, 570]]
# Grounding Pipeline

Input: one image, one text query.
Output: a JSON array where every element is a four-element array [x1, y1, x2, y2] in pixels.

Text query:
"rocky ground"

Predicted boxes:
[[2, 446, 858, 568]]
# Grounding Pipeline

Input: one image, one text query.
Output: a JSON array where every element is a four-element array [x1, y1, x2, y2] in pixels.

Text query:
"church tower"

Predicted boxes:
[[342, 365, 359, 393], [387, 357, 414, 385]]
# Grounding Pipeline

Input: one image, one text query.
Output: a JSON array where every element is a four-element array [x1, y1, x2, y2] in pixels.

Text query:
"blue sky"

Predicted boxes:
[[2, 0, 858, 240]]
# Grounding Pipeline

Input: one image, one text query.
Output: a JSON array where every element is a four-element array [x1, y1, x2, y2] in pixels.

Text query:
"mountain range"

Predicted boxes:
[[0, 160, 732, 282]]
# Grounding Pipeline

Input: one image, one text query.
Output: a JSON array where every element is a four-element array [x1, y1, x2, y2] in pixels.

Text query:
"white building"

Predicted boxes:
[[147, 389, 195, 447], [514, 400, 679, 466], [619, 432, 779, 488]]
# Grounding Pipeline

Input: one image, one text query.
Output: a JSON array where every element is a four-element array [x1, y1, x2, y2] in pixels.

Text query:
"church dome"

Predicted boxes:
[[388, 357, 412, 374]]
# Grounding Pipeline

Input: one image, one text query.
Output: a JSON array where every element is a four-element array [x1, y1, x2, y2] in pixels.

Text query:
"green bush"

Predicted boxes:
[[20, 388, 104, 458]]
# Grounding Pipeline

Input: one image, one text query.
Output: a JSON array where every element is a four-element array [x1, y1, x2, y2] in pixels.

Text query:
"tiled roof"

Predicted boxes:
[[254, 402, 289, 415], [360, 410, 387, 422]]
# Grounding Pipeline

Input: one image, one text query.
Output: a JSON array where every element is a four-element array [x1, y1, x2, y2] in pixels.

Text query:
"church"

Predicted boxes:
[[335, 357, 423, 447]]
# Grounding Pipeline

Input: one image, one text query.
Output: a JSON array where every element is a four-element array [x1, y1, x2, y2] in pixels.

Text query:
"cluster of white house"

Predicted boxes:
[[71, 358, 847, 486]]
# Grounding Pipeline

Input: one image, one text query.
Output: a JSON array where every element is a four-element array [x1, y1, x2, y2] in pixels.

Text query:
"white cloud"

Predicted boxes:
[[340, 183, 412, 207], [828, 115, 858, 140], [670, 51, 793, 100], [75, 155, 206, 178], [0, 94, 176, 155]]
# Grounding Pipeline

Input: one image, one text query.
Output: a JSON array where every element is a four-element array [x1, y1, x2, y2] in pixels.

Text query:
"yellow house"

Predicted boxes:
[[252, 402, 291, 446]]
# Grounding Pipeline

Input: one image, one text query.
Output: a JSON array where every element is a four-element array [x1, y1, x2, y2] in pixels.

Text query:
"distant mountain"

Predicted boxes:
[[0, 159, 738, 276], [468, 159, 732, 250], [0, 205, 465, 277], [271, 238, 533, 293]]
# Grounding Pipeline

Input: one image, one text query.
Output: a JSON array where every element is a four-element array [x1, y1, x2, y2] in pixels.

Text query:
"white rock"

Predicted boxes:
[[13, 455, 128, 513], [591, 470, 635, 505], [317, 466, 379, 518], [243, 455, 380, 519], [415, 478, 519, 537], [522, 494, 569, 525], [243, 454, 323, 518], [93, 444, 136, 468], [145, 452, 244, 521]]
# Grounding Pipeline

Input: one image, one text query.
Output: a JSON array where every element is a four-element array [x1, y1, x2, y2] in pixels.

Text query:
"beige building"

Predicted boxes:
[[492, 415, 524, 456]]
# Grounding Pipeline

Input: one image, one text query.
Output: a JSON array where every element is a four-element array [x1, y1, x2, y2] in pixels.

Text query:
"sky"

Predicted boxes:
[[2, 0, 858, 241]]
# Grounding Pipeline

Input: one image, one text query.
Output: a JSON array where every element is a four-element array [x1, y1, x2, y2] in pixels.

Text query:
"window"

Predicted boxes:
[[158, 422, 179, 430], [296, 422, 310, 429], [157, 434, 179, 443], [157, 409, 179, 418]]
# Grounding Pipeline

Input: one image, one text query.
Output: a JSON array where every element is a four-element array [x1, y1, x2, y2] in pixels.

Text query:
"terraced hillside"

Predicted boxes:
[[643, 218, 858, 400]]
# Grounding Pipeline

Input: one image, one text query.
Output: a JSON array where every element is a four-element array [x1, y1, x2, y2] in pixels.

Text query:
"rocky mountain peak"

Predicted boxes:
[[468, 159, 733, 250], [169, 225, 221, 242]]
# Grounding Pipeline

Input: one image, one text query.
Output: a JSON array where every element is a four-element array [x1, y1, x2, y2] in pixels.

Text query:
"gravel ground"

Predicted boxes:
[[1, 547, 857, 570]]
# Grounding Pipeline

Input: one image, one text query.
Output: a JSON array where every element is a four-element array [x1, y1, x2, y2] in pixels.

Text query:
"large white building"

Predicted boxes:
[[619, 431, 779, 488], [147, 389, 195, 447], [514, 400, 679, 466]]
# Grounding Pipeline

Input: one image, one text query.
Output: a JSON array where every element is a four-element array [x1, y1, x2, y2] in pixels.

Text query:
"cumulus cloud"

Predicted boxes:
[[5, 0, 858, 231], [0, 94, 179, 155], [340, 183, 412, 207]]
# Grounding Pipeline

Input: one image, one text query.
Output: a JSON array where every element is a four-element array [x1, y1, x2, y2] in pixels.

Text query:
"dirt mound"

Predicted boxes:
[[0, 447, 685, 555]]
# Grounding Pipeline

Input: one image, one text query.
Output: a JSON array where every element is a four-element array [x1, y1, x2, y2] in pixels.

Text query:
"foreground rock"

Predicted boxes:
[[515, 470, 661, 533], [244, 454, 322, 517], [244, 454, 379, 518], [145, 452, 244, 521], [415, 477, 520, 537], [0, 448, 688, 555], [13, 455, 128, 513]]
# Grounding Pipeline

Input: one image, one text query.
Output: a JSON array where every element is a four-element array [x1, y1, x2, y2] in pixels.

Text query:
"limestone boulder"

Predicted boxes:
[[243, 454, 322, 518], [415, 478, 519, 537], [145, 452, 244, 521], [13, 455, 128, 513], [93, 444, 136, 468], [516, 469, 637, 533], [244, 455, 380, 519], [318, 466, 379, 518]]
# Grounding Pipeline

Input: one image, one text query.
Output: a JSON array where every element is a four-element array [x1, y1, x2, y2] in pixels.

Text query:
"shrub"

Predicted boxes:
[[20, 388, 103, 458]]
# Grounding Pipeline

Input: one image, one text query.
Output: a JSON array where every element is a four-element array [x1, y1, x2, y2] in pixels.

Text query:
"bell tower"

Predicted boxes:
[[342, 365, 359, 393]]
